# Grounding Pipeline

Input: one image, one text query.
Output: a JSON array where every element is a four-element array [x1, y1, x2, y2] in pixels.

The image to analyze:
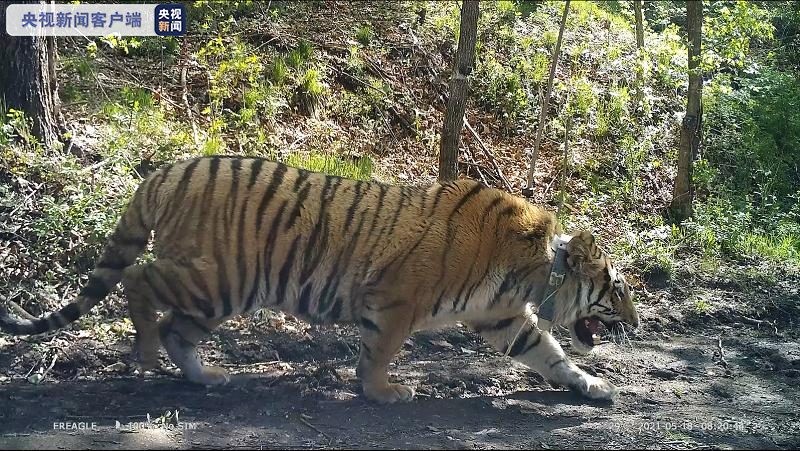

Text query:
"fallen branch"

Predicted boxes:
[[541, 174, 558, 200], [363, 55, 395, 83], [716, 335, 728, 368], [299, 416, 330, 441], [333, 67, 418, 139], [462, 119, 512, 192], [7, 182, 43, 218], [460, 157, 490, 186], [7, 299, 38, 321], [41, 352, 59, 381], [23, 358, 42, 380], [740, 316, 778, 334]]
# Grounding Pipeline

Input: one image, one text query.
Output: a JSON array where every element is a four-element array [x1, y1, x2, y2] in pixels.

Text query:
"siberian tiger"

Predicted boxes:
[[0, 156, 639, 403]]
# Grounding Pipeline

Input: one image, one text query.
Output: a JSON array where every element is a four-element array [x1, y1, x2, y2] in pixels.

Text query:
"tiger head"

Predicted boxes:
[[556, 231, 639, 354]]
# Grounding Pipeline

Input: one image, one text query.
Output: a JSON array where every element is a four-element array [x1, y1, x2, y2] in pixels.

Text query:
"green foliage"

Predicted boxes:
[[429, 0, 796, 272], [687, 198, 800, 264], [0, 107, 36, 148], [299, 68, 326, 98], [355, 24, 374, 45], [33, 175, 129, 247], [648, 24, 686, 90], [121, 87, 155, 111], [282, 152, 373, 180], [293, 68, 328, 118], [619, 133, 648, 178], [190, 0, 257, 32], [595, 86, 630, 138], [285, 50, 302, 70], [694, 297, 711, 314], [704, 1, 774, 72], [497, 1, 518, 23], [99, 35, 141, 56], [569, 76, 596, 118], [207, 41, 263, 102], [100, 86, 195, 163], [513, 0, 539, 18], [473, 52, 528, 129], [296, 40, 314, 60], [703, 69, 800, 215], [127, 37, 180, 58], [1, 109, 141, 285], [611, 222, 679, 283], [345, 44, 365, 74], [270, 57, 289, 85]]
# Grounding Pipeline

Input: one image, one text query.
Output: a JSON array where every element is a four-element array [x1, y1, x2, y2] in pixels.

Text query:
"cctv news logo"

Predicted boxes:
[[154, 4, 185, 36], [6, 3, 186, 37]]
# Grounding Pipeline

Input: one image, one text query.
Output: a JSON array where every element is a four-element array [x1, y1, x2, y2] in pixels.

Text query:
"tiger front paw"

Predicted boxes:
[[186, 366, 231, 386], [573, 374, 618, 400], [363, 382, 416, 403]]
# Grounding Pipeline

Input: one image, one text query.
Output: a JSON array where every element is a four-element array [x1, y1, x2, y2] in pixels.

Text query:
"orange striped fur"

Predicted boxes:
[[0, 156, 638, 403]]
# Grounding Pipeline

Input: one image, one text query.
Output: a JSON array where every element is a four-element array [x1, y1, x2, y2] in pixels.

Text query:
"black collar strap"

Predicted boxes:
[[536, 234, 572, 330]]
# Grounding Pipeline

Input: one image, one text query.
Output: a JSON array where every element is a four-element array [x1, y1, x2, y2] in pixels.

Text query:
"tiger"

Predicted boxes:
[[0, 155, 639, 403]]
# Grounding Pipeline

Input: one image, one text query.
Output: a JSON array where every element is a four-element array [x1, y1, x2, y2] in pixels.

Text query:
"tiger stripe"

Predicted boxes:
[[0, 155, 639, 404]]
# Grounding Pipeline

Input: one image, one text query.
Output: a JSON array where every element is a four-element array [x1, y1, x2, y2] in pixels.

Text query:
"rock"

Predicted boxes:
[[103, 362, 127, 373], [431, 340, 453, 349]]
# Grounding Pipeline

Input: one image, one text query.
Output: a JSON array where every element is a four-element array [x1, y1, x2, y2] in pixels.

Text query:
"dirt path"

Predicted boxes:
[[1, 317, 799, 450]]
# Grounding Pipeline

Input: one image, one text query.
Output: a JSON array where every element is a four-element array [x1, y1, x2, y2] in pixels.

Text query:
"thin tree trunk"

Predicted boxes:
[[524, 0, 570, 196], [0, 0, 65, 149], [670, 0, 702, 222], [633, 0, 645, 105], [438, 0, 479, 183], [633, 0, 644, 49]]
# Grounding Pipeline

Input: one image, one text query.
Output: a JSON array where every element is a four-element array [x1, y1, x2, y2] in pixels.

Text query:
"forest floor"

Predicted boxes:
[[2, 263, 799, 450]]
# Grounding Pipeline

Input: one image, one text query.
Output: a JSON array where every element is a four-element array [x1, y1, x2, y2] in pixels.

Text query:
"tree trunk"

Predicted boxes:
[[633, 0, 645, 105], [438, 0, 479, 183], [633, 0, 644, 49], [670, 0, 702, 222], [0, 0, 65, 149], [523, 0, 569, 196]]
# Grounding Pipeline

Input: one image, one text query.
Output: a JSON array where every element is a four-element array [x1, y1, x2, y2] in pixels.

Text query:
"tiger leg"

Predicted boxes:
[[122, 265, 162, 370], [159, 312, 229, 386], [122, 260, 228, 385], [471, 313, 618, 400], [356, 305, 415, 403]]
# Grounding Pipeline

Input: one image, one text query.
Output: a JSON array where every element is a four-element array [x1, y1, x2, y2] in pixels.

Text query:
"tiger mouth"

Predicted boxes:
[[573, 317, 607, 348]]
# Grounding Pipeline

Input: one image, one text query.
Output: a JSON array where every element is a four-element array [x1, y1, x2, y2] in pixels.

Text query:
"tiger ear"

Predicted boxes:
[[566, 231, 605, 277]]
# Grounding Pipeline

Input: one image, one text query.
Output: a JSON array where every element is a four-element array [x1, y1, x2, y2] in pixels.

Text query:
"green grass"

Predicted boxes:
[[286, 49, 305, 69], [355, 24, 373, 46], [270, 57, 289, 85], [296, 40, 314, 60], [299, 68, 325, 97], [734, 233, 800, 263], [694, 297, 712, 314], [282, 152, 373, 180]]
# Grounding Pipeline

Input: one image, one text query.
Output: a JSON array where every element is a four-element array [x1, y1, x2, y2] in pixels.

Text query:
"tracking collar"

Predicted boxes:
[[536, 234, 572, 330]]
